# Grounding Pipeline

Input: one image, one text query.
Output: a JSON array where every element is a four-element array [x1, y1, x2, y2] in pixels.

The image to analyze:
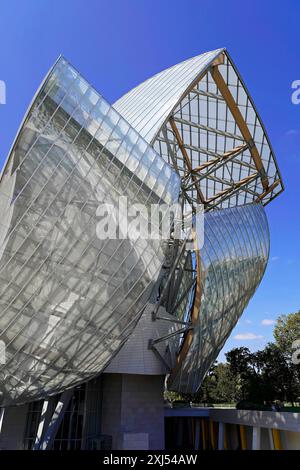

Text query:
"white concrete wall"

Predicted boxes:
[[210, 408, 300, 450], [104, 305, 171, 375]]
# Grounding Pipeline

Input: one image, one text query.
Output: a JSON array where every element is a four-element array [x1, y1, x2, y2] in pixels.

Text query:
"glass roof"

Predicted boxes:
[[114, 49, 284, 209]]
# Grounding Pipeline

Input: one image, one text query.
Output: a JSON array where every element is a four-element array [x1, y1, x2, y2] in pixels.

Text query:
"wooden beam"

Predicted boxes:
[[206, 172, 259, 203], [205, 176, 260, 211], [169, 116, 206, 204], [191, 144, 248, 173], [167, 228, 201, 385], [210, 65, 269, 191], [212, 53, 225, 67], [255, 179, 280, 202]]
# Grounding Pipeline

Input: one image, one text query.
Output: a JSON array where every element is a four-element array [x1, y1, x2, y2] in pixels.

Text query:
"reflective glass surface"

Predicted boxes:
[[114, 50, 283, 207], [0, 58, 180, 405], [168, 203, 269, 392]]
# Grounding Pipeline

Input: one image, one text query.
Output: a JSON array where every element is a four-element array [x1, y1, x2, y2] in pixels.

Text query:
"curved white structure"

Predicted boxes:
[[0, 59, 180, 405], [114, 48, 283, 393], [0, 50, 283, 406], [167, 203, 269, 393]]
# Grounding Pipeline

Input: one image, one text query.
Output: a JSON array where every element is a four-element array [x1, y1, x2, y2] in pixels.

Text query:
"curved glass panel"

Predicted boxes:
[[114, 49, 223, 144], [167, 203, 269, 393], [0, 58, 180, 406]]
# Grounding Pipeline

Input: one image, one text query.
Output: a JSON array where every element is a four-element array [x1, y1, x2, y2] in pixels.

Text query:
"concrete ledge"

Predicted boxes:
[[209, 409, 300, 432]]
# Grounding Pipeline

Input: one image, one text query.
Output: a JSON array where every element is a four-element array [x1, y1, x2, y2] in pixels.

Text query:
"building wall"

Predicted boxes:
[[104, 305, 170, 376], [0, 404, 28, 449], [101, 373, 165, 450]]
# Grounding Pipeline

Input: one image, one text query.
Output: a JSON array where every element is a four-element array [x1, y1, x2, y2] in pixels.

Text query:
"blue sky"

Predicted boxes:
[[0, 0, 299, 361]]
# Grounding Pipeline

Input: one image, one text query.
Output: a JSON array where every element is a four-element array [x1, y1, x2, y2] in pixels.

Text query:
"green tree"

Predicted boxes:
[[274, 311, 300, 355], [166, 311, 300, 407], [225, 342, 300, 405], [273, 311, 300, 404], [209, 363, 241, 403], [257, 343, 299, 403], [194, 362, 241, 404], [225, 347, 260, 401]]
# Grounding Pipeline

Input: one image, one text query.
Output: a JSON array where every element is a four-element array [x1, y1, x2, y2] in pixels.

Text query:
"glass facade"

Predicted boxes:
[[114, 49, 281, 393], [0, 59, 180, 405], [167, 203, 269, 392], [23, 377, 105, 450], [0, 49, 283, 405], [114, 50, 284, 208]]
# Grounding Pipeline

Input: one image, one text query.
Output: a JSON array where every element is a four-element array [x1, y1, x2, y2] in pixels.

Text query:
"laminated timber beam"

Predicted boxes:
[[169, 116, 206, 205], [202, 173, 259, 213], [191, 144, 249, 174], [182, 143, 249, 166], [206, 172, 259, 204], [167, 228, 201, 387], [210, 64, 269, 191], [158, 135, 251, 167], [255, 179, 281, 202], [185, 168, 259, 196]]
